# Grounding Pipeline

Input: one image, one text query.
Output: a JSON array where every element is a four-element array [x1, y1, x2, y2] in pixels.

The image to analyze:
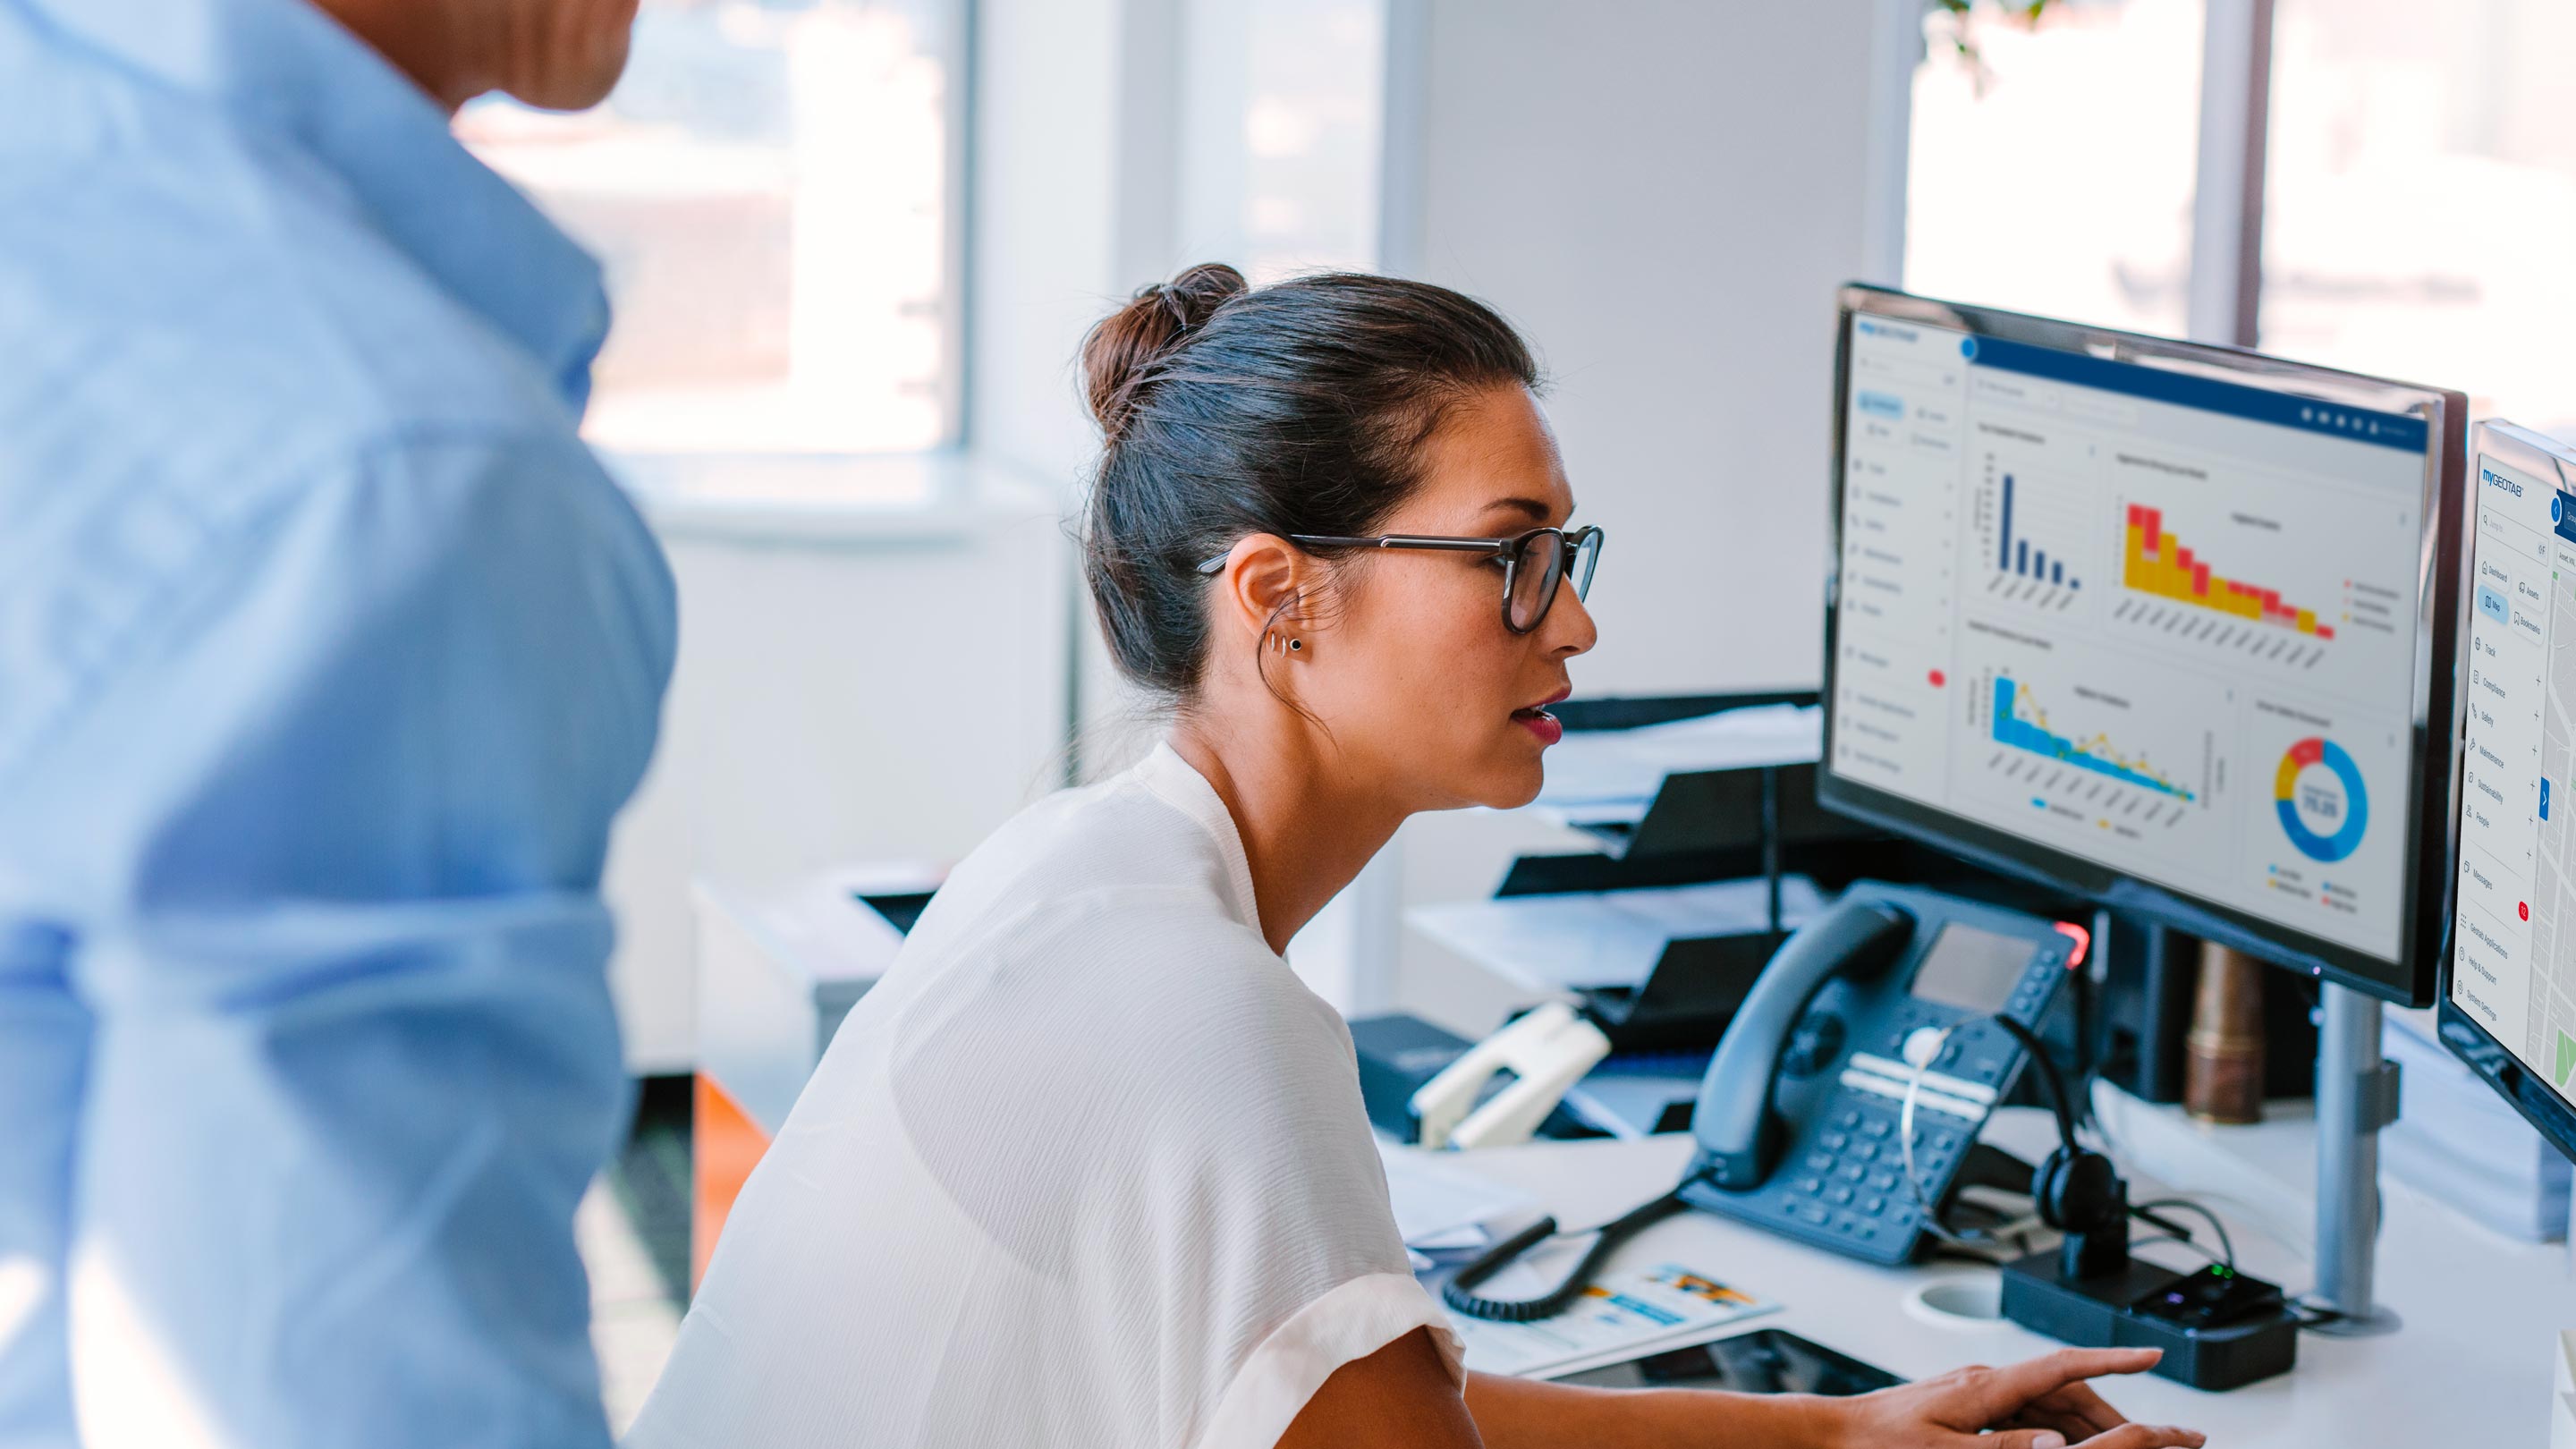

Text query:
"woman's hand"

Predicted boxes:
[[1810, 1347, 2204, 1449]]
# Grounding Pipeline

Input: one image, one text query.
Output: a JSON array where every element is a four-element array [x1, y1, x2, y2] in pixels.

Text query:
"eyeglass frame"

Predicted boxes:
[[1192, 525, 1604, 636]]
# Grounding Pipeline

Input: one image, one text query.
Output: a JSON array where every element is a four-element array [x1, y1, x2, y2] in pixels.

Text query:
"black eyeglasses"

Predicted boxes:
[[1195, 526, 1604, 635]]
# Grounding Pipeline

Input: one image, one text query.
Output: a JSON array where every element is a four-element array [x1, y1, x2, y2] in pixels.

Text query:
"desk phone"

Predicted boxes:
[[1679, 881, 2076, 1265]]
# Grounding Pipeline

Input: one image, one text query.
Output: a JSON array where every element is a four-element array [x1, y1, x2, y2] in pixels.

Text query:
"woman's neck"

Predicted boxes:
[[1167, 718, 1410, 955]]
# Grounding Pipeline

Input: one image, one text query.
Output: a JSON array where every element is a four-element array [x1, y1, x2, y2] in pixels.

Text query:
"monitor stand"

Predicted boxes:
[[2309, 981, 2404, 1336]]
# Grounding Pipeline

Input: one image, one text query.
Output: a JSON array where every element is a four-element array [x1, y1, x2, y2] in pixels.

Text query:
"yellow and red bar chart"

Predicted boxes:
[[2123, 504, 2334, 640]]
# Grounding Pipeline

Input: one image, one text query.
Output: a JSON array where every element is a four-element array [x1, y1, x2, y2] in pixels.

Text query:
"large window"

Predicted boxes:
[[457, 0, 962, 463], [2261, 0, 2576, 433], [1175, 0, 1387, 283], [1905, 0, 2207, 337], [1907, 0, 2576, 440]]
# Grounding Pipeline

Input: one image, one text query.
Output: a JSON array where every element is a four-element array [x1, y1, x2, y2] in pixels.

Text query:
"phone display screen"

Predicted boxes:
[[1907, 922, 2038, 1013]]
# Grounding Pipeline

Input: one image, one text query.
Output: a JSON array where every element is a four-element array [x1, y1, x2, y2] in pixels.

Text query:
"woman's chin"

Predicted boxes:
[[1470, 753, 1549, 811]]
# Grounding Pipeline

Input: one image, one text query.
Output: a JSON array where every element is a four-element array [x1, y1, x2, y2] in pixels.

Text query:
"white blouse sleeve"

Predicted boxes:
[[888, 892, 1461, 1449]]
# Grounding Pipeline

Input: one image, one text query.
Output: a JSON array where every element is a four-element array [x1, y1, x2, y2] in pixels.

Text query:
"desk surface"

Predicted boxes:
[[1421, 1109, 2572, 1445]]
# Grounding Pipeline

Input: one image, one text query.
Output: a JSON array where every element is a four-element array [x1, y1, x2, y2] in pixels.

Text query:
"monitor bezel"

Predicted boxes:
[[2435, 419, 2576, 1160], [1817, 284, 2468, 1006]]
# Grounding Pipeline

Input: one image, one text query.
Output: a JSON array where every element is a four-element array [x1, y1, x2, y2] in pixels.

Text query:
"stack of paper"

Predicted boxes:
[[1534, 703, 1823, 828], [1377, 1143, 1779, 1379], [1441, 1238, 1778, 1379], [1379, 1142, 1544, 1267], [1406, 877, 1827, 996]]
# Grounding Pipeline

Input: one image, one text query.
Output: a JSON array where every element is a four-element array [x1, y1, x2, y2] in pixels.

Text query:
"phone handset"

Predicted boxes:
[[1444, 895, 1921, 1323], [1690, 897, 1916, 1190]]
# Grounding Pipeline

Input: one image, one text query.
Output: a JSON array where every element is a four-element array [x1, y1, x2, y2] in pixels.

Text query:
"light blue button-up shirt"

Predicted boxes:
[[0, 1, 677, 1445]]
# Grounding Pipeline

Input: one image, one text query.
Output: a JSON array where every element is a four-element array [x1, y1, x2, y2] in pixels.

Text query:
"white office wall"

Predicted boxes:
[[948, 2, 1921, 1022], [600, 482, 1073, 1071], [1368, 2, 1912, 1024], [1385, 0, 1900, 697]]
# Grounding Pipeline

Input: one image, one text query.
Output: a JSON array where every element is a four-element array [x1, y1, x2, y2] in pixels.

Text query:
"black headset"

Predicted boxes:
[[1989, 1015, 2129, 1250], [1445, 1013, 2128, 1322]]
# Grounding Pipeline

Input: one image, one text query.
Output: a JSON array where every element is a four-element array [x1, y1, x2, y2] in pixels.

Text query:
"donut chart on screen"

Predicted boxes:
[[2275, 736, 2368, 863]]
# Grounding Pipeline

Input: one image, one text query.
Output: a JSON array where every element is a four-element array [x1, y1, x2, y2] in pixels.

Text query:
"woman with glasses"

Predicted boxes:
[[624, 267, 2200, 1449]]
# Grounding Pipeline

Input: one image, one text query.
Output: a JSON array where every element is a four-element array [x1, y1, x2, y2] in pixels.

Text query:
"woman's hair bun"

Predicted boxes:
[[1081, 262, 1250, 440]]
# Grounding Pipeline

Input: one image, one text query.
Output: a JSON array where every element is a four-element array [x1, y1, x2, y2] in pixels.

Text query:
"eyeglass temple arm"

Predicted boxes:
[[1290, 534, 1515, 553], [1197, 533, 1531, 574]]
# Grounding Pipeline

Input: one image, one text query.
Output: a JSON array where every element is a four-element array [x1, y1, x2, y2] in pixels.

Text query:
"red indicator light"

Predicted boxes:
[[2052, 919, 2091, 968]]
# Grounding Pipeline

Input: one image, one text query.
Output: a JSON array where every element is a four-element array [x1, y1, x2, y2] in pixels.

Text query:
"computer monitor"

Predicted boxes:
[[2437, 419, 2576, 1161], [1818, 286, 2468, 1005]]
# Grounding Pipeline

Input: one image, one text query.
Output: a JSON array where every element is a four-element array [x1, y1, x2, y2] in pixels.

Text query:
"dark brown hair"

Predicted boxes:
[[1079, 263, 1540, 700]]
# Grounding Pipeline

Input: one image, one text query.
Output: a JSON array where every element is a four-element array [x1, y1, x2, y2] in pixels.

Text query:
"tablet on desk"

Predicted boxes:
[[1557, 1328, 1902, 1396]]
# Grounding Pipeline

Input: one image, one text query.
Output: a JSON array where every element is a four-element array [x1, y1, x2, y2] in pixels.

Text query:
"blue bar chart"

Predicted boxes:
[[1996, 474, 2080, 590], [1990, 675, 2193, 801]]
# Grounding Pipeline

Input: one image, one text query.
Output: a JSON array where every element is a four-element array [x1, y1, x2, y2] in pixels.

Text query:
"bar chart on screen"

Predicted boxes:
[[1974, 462, 2090, 614], [2098, 476, 2413, 708], [1949, 636, 2232, 869]]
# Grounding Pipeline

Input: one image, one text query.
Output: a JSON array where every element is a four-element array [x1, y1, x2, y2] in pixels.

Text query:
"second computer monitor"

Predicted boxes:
[[1818, 286, 2467, 1004]]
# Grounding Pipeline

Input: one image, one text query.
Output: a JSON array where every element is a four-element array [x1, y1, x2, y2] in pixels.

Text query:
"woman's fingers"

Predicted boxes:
[[2000, 1404, 2106, 1441], [2071, 1423, 2207, 1449], [1971, 1348, 2163, 1419], [1965, 1427, 2206, 1449], [1972, 1430, 2088, 1449], [2021, 1380, 2132, 1437]]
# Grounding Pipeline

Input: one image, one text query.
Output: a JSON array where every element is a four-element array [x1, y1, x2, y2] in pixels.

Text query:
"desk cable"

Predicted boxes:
[[1439, 1190, 1690, 1323], [1900, 1014, 2244, 1273], [1896, 1019, 2043, 1257]]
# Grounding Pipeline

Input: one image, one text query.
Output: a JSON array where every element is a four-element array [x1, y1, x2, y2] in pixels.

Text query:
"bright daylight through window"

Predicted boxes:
[[2261, 0, 2576, 436], [1905, 0, 2207, 339], [458, 0, 959, 462]]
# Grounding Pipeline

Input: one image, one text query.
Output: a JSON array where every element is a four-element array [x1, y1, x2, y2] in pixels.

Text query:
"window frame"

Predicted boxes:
[[1879, 0, 2278, 351], [490, 0, 982, 516]]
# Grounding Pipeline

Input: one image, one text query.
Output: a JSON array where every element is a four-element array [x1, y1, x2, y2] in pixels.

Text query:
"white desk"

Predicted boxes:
[[1419, 1106, 2573, 1445]]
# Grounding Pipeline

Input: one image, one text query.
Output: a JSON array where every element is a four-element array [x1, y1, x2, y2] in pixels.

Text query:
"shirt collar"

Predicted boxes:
[[1134, 742, 1268, 943], [27, 0, 611, 412]]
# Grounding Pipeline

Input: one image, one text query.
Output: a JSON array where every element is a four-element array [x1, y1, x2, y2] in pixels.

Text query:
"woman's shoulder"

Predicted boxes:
[[906, 877, 1341, 1088], [901, 757, 1265, 963]]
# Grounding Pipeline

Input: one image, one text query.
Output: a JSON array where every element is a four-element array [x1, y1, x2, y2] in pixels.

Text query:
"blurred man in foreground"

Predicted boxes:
[[0, 1, 672, 1444]]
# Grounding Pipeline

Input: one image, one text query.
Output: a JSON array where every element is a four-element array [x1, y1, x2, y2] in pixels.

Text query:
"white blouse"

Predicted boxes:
[[622, 744, 1462, 1449]]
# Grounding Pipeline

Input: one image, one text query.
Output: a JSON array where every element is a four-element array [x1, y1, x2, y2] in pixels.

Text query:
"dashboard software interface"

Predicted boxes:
[[1830, 312, 2434, 962], [2452, 447, 2576, 1113]]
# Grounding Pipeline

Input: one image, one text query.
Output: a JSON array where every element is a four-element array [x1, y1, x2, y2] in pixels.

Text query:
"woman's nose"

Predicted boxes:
[[1546, 587, 1599, 657]]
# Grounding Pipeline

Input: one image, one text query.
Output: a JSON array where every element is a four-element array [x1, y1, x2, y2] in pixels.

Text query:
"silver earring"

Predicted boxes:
[[1288, 638, 1302, 652]]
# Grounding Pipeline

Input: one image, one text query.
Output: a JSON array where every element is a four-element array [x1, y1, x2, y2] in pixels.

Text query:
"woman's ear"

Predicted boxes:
[[1213, 534, 1319, 651]]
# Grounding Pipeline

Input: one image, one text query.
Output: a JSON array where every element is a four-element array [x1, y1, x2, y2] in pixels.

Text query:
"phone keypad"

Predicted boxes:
[[1683, 894, 2078, 1266]]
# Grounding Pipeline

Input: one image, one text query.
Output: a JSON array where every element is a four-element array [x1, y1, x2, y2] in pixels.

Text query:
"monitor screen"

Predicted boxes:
[[2447, 424, 2576, 1135], [1820, 288, 2464, 1004]]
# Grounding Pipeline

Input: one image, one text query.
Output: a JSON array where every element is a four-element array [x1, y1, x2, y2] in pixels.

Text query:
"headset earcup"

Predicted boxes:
[[2034, 1147, 2072, 1228], [2034, 1148, 2123, 1233]]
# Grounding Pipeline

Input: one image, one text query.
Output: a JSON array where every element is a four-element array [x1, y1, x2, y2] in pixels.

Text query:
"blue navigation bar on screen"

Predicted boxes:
[[1966, 334, 2429, 453]]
